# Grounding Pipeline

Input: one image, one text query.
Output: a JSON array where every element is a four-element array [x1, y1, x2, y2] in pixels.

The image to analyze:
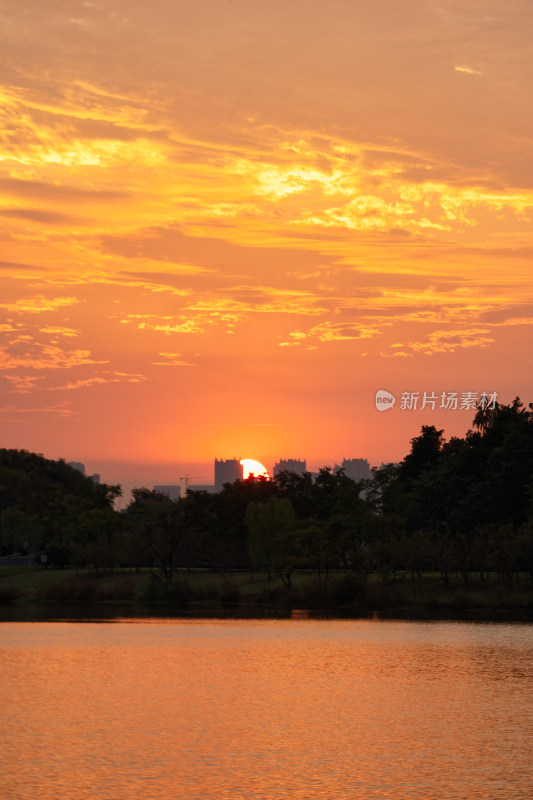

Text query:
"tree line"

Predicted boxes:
[[1, 398, 533, 585]]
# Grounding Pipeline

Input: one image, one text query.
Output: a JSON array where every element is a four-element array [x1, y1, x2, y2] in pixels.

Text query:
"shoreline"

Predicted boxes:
[[1, 566, 532, 623]]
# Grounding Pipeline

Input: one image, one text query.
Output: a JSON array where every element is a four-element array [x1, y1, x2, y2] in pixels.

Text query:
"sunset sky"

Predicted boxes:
[[1, 1, 532, 490]]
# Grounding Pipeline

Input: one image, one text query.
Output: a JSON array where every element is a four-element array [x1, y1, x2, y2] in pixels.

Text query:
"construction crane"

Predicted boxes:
[[180, 474, 207, 492]]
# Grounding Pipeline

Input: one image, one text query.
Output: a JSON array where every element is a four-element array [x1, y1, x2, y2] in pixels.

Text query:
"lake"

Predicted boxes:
[[1, 618, 532, 799]]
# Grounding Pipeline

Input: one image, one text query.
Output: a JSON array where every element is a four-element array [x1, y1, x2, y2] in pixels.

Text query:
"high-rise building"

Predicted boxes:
[[334, 458, 371, 481], [215, 458, 243, 491], [68, 461, 85, 475], [188, 484, 217, 494], [154, 485, 181, 501], [273, 458, 307, 477], [68, 461, 100, 484]]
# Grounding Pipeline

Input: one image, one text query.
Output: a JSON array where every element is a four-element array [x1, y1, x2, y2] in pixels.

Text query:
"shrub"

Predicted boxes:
[[219, 581, 241, 605], [256, 585, 290, 607], [0, 587, 17, 605], [142, 574, 193, 606], [329, 574, 367, 605], [46, 578, 99, 604], [101, 578, 136, 601]]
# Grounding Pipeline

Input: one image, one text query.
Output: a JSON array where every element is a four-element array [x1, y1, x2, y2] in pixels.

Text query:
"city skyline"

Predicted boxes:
[[63, 454, 376, 506]]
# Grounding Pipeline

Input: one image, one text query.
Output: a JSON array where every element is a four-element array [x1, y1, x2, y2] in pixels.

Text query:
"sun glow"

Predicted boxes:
[[240, 458, 270, 480]]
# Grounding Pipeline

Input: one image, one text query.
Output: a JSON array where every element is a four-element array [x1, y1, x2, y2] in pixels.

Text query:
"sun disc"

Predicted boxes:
[[240, 458, 270, 480]]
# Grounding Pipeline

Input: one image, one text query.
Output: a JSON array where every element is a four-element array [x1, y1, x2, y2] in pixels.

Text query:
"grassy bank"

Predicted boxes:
[[1, 566, 533, 618]]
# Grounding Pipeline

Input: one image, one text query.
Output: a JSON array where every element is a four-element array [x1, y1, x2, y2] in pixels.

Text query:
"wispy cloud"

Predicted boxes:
[[0, 176, 129, 201], [3, 374, 45, 393], [0, 339, 106, 370], [38, 326, 80, 338], [0, 208, 79, 224], [0, 260, 49, 273], [383, 328, 494, 357], [0, 296, 79, 314], [0, 401, 75, 419], [47, 372, 147, 390], [138, 319, 207, 335], [152, 353, 193, 366], [454, 65, 483, 76], [280, 320, 387, 347]]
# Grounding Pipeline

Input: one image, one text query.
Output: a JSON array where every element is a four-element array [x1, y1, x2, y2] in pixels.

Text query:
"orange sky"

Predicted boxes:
[[1, 1, 532, 488]]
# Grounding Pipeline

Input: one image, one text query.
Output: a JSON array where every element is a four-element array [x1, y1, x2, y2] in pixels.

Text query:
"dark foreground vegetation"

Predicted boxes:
[[1, 398, 533, 616], [1, 566, 532, 619]]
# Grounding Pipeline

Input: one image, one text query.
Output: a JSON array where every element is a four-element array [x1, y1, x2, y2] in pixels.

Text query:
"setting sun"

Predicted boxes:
[[240, 459, 270, 480]]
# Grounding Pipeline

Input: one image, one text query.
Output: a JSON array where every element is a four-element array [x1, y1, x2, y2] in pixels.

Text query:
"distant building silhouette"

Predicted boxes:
[[154, 485, 181, 501], [273, 458, 307, 477], [68, 461, 100, 484], [68, 461, 85, 475], [149, 457, 375, 499], [189, 484, 217, 494], [334, 458, 371, 481], [215, 458, 243, 491]]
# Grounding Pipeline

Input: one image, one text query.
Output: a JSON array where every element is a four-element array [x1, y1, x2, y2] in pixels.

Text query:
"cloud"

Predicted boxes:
[[0, 84, 167, 171], [0, 296, 79, 314], [232, 157, 353, 199], [188, 291, 326, 317], [0, 260, 49, 273], [3, 374, 45, 393], [280, 320, 387, 346], [383, 328, 495, 357], [152, 352, 193, 366], [138, 319, 206, 334], [0, 339, 106, 370], [119, 269, 214, 285], [279, 331, 307, 347], [47, 372, 147, 390], [127, 286, 328, 340], [0, 177, 129, 201], [38, 325, 79, 338], [295, 182, 533, 234], [494, 317, 533, 326], [120, 314, 173, 321], [310, 321, 386, 342], [478, 304, 533, 324], [0, 401, 75, 419], [48, 272, 193, 295], [0, 208, 79, 224], [101, 223, 333, 275], [454, 66, 483, 76]]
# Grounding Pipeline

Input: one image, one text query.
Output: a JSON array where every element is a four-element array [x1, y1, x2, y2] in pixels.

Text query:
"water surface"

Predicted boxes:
[[1, 619, 532, 799]]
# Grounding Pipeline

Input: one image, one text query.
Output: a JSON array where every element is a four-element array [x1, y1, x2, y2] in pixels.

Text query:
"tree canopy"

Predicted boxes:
[[2, 399, 533, 582]]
